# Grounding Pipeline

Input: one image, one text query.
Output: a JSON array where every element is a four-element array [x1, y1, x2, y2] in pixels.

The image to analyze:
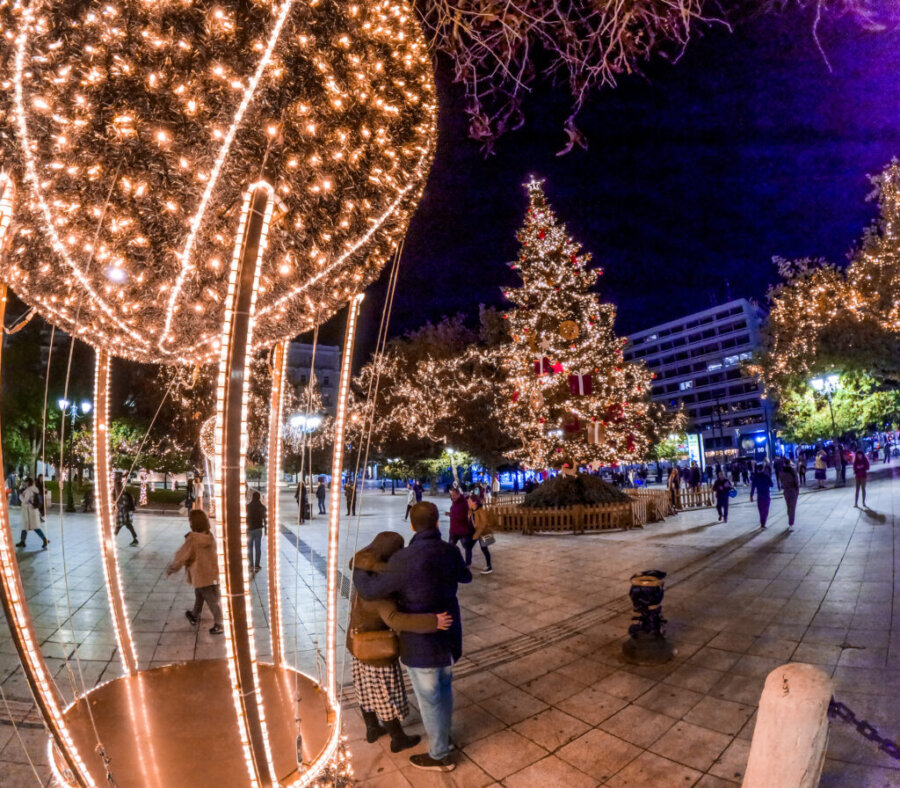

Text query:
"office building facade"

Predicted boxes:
[[625, 299, 775, 461], [285, 341, 341, 415]]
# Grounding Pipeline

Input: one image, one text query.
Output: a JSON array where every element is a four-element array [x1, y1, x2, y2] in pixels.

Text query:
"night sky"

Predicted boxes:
[[323, 8, 900, 356]]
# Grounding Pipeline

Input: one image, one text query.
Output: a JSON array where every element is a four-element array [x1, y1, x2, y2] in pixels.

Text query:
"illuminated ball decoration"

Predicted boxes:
[[0, 0, 436, 365]]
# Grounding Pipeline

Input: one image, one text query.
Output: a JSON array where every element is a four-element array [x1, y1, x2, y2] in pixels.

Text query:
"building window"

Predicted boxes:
[[707, 361, 723, 372], [679, 380, 693, 391], [323, 376, 330, 386]]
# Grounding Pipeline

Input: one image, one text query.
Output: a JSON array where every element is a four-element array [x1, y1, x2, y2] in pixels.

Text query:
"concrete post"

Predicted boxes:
[[742, 663, 833, 788]]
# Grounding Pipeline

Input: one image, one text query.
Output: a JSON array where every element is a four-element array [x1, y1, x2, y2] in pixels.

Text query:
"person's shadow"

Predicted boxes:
[[862, 507, 888, 524]]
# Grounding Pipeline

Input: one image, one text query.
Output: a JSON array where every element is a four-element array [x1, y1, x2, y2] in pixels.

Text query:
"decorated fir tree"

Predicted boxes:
[[501, 178, 656, 469]]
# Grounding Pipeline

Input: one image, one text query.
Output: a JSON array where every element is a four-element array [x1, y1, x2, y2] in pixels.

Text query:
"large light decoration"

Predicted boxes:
[[0, 0, 436, 785], [0, 0, 435, 364]]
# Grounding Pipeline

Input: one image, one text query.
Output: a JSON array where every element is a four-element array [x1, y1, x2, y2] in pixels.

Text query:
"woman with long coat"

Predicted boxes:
[[779, 458, 800, 528], [17, 477, 48, 549], [349, 532, 451, 752], [749, 463, 774, 529], [667, 466, 681, 510]]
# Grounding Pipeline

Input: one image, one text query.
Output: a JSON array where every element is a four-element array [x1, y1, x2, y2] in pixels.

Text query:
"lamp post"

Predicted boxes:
[[290, 413, 322, 517], [58, 398, 92, 513], [810, 374, 841, 483], [810, 374, 840, 440]]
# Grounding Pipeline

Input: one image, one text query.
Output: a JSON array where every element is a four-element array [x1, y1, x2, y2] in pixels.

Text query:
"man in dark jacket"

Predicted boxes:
[[246, 491, 267, 571], [353, 501, 471, 772]]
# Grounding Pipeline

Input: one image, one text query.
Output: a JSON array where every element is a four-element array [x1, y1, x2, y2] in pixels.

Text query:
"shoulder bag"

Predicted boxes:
[[348, 627, 399, 662]]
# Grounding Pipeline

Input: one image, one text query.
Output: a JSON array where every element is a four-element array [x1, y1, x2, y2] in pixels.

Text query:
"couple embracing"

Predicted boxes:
[[349, 501, 471, 772]]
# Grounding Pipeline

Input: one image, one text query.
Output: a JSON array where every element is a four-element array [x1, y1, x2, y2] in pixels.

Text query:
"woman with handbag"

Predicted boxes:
[[468, 496, 494, 574], [349, 532, 452, 752]]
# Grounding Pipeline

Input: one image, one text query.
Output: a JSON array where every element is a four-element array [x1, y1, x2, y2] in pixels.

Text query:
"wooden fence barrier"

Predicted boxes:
[[625, 488, 673, 520], [671, 484, 714, 510], [485, 501, 637, 534]]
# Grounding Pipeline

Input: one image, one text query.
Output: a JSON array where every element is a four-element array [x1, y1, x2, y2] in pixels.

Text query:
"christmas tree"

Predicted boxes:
[[501, 178, 656, 469]]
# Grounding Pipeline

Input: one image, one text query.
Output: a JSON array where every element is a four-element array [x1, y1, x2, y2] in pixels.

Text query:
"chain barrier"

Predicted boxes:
[[829, 699, 900, 761]]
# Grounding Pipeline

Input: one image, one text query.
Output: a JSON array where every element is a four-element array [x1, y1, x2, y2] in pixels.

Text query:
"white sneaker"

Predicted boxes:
[[481, 568, 493, 575]]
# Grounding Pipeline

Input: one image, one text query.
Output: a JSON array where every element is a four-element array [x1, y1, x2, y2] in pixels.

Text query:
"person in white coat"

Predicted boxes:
[[404, 483, 415, 521], [17, 478, 48, 549]]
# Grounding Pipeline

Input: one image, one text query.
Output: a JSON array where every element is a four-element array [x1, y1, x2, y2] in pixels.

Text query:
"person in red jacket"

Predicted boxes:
[[853, 449, 870, 507], [446, 488, 475, 566]]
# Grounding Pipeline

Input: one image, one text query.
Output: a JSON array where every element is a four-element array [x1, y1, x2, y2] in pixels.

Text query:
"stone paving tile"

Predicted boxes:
[[462, 729, 547, 781], [603, 751, 702, 788], [649, 721, 732, 772], [510, 707, 590, 752], [503, 755, 598, 788], [557, 728, 642, 782]]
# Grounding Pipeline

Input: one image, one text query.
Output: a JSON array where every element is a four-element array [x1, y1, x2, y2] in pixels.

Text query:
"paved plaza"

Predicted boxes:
[[1, 468, 899, 787]]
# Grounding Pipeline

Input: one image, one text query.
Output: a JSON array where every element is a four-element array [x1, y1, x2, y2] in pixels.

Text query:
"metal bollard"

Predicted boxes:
[[622, 569, 674, 665]]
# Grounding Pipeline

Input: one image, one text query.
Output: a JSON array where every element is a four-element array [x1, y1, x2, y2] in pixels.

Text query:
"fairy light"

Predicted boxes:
[[93, 349, 139, 675], [0, 0, 436, 365], [0, 173, 14, 251], [325, 293, 364, 701], [213, 181, 277, 786], [0, 286, 98, 788], [266, 340, 287, 666]]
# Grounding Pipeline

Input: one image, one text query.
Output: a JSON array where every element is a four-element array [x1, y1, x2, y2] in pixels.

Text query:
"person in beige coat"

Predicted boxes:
[[166, 509, 223, 635]]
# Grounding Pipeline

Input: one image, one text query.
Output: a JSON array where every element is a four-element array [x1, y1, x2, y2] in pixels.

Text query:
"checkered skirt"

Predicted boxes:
[[351, 657, 409, 721]]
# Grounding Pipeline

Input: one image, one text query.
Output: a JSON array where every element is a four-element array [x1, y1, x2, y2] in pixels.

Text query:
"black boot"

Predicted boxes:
[[384, 718, 421, 753], [361, 710, 386, 744]]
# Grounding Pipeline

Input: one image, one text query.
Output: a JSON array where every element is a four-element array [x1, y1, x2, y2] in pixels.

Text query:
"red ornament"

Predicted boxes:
[[534, 357, 552, 376], [512, 390, 520, 403], [551, 361, 564, 374], [538, 229, 546, 239], [568, 373, 593, 396]]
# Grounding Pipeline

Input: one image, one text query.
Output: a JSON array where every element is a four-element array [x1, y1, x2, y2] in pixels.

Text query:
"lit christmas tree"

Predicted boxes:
[[501, 178, 657, 469]]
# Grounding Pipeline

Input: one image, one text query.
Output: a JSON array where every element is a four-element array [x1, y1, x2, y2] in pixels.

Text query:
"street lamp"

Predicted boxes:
[[810, 374, 840, 438], [810, 374, 842, 482], [58, 398, 92, 513]]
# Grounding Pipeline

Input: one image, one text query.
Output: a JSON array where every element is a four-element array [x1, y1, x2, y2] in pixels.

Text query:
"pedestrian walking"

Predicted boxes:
[[749, 462, 773, 529], [191, 474, 205, 511], [712, 471, 732, 522], [247, 491, 266, 572], [166, 509, 223, 635], [853, 450, 870, 507], [446, 489, 474, 567], [884, 441, 891, 463], [491, 474, 500, 503], [114, 477, 139, 546], [773, 455, 784, 490], [345, 478, 357, 516], [814, 450, 827, 489], [349, 532, 452, 753], [667, 465, 681, 510], [35, 473, 47, 522], [316, 478, 327, 514], [6, 469, 19, 508], [404, 483, 415, 520], [295, 481, 309, 523], [353, 502, 471, 772], [16, 477, 48, 549], [779, 458, 800, 528], [797, 451, 807, 486], [468, 496, 494, 574]]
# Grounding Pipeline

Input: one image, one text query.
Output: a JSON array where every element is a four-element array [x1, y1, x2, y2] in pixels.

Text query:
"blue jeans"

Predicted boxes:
[[248, 529, 263, 568], [405, 664, 453, 760]]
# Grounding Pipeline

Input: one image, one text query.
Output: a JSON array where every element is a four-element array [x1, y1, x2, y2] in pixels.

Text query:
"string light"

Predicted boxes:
[[266, 340, 287, 667], [0, 0, 436, 365], [213, 181, 277, 786], [93, 349, 139, 676], [326, 293, 364, 702]]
